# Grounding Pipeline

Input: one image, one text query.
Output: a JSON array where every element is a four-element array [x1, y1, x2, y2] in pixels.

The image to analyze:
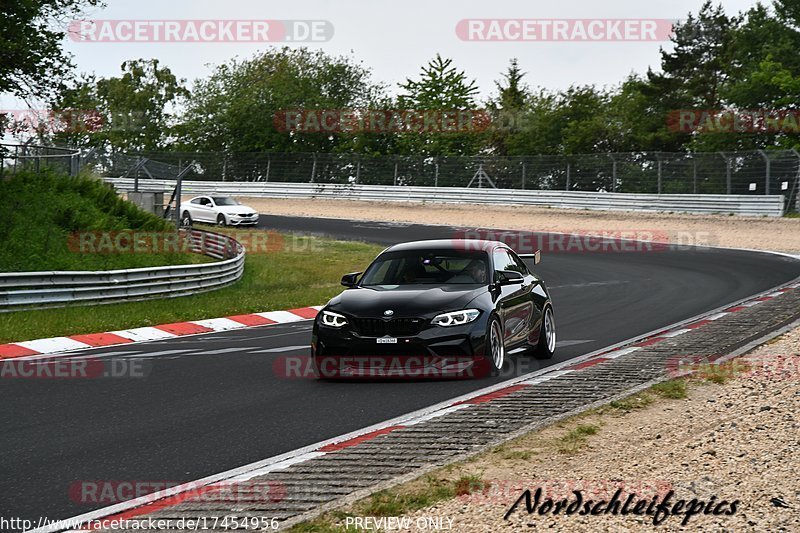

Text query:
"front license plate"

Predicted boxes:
[[377, 336, 398, 344]]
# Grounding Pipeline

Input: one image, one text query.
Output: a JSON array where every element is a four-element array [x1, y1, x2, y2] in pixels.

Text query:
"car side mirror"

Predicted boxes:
[[497, 270, 524, 286], [341, 272, 362, 287]]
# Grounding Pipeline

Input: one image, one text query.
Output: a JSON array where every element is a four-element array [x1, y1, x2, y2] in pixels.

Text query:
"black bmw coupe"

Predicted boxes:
[[311, 239, 556, 379]]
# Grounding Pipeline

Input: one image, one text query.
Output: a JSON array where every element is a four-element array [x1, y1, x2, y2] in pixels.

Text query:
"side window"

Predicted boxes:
[[507, 250, 529, 275], [198, 197, 210, 206], [492, 249, 515, 273]]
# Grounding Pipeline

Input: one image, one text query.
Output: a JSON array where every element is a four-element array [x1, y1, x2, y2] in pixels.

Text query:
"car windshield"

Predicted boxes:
[[212, 197, 240, 206], [360, 250, 490, 286]]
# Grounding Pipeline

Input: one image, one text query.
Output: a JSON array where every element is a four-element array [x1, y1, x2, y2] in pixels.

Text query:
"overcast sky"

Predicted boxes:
[[3, 0, 766, 109]]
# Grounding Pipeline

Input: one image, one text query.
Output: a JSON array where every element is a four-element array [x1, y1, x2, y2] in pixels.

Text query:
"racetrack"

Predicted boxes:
[[2, 215, 799, 526]]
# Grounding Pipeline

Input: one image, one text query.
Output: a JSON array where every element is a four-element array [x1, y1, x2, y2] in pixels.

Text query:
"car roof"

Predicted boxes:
[[383, 239, 508, 253]]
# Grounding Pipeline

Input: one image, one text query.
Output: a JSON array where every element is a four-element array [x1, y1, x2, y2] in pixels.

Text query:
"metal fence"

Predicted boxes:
[[0, 229, 245, 311], [107, 179, 788, 217], [90, 149, 800, 200], [4, 144, 799, 210], [0, 143, 81, 177]]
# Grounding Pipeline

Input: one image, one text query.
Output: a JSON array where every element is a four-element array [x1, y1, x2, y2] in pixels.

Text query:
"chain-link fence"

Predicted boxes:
[[0, 144, 81, 178], [5, 145, 799, 211], [88, 149, 799, 200]]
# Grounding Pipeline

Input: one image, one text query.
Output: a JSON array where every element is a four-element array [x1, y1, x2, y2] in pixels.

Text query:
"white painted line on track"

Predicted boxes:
[[227, 452, 328, 481], [194, 347, 260, 356], [603, 347, 641, 359], [557, 339, 593, 347], [661, 329, 691, 338], [121, 349, 194, 358], [250, 345, 310, 353], [520, 370, 574, 385], [403, 405, 471, 426]]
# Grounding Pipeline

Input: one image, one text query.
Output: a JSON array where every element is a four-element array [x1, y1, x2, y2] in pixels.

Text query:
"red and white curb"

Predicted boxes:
[[0, 307, 323, 360], [29, 279, 800, 533]]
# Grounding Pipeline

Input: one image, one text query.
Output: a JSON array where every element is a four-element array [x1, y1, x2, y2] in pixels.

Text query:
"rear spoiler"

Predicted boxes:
[[518, 250, 542, 265]]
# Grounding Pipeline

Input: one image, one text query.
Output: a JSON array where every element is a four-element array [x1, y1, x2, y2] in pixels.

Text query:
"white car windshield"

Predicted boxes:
[[212, 197, 240, 206]]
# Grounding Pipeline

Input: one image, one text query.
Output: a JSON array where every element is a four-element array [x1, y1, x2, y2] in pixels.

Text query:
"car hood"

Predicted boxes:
[[327, 285, 487, 318], [221, 205, 256, 214]]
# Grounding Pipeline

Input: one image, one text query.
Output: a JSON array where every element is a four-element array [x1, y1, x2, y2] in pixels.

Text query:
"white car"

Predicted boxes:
[[180, 196, 260, 227]]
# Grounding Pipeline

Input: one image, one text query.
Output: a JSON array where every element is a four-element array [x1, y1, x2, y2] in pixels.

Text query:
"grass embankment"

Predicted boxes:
[[0, 169, 201, 271], [0, 169, 384, 343], [0, 232, 382, 343]]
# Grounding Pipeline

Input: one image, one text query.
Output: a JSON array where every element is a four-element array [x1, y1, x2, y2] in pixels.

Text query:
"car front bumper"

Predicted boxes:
[[227, 214, 259, 226], [312, 318, 492, 379]]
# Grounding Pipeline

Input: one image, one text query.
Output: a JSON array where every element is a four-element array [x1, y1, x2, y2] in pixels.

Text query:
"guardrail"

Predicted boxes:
[[106, 178, 787, 217], [0, 230, 245, 311]]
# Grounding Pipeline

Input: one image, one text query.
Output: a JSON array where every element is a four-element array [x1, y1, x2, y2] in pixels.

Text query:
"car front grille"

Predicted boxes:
[[352, 317, 426, 337]]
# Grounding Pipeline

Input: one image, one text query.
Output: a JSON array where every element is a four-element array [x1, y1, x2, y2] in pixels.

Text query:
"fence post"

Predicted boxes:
[[692, 157, 697, 194], [758, 150, 770, 195], [718, 152, 731, 194], [311, 153, 317, 183], [565, 162, 571, 191], [174, 166, 183, 229], [434, 159, 439, 187], [608, 154, 617, 192], [790, 149, 800, 212], [521, 160, 526, 190], [393, 160, 398, 186], [265, 158, 270, 182], [355, 157, 361, 184], [656, 154, 662, 194]]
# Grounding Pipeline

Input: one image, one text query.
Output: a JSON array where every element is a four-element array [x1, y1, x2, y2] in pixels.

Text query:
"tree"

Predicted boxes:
[[650, 1, 737, 109], [1, 0, 102, 101], [51, 59, 188, 152], [177, 47, 383, 154], [486, 59, 530, 155], [396, 54, 483, 156]]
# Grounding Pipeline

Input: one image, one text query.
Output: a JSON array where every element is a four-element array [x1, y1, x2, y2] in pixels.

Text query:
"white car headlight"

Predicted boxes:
[[431, 309, 480, 327], [320, 311, 348, 328]]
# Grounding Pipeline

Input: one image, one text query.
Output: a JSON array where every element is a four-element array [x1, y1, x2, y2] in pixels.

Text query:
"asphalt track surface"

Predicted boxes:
[[2, 214, 799, 526]]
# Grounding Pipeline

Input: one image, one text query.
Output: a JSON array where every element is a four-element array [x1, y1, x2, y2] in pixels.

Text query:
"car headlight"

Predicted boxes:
[[431, 309, 480, 327], [320, 310, 348, 328]]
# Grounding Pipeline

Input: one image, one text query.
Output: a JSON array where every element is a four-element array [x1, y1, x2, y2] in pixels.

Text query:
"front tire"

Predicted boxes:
[[534, 306, 556, 360], [486, 316, 505, 376], [216, 214, 227, 227]]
